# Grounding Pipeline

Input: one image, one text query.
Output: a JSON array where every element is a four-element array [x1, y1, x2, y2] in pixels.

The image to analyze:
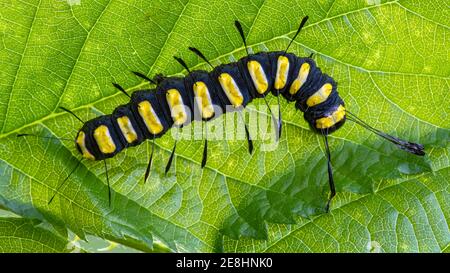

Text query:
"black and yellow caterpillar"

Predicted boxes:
[[75, 50, 346, 159], [75, 17, 346, 161], [26, 16, 424, 211]]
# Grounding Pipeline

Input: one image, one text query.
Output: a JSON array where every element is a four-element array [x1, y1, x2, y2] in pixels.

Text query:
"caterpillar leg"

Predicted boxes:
[[238, 110, 253, 154], [165, 129, 178, 174], [323, 134, 336, 213], [201, 123, 208, 168], [283, 16, 309, 54], [112, 82, 131, 98], [234, 20, 249, 55], [276, 90, 282, 140], [201, 139, 208, 168], [144, 138, 155, 183], [188, 47, 214, 69], [48, 160, 82, 205], [104, 159, 112, 207], [277, 94, 282, 139], [132, 71, 157, 85], [59, 106, 85, 124], [17, 133, 72, 141], [262, 94, 280, 142]]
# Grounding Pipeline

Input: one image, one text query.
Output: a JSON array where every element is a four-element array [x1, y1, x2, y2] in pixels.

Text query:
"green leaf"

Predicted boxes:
[[223, 166, 450, 252], [0, 0, 448, 252], [0, 216, 74, 252]]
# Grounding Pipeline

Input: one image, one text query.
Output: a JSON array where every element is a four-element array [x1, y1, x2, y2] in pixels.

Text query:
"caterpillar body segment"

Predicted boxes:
[[184, 70, 224, 121]]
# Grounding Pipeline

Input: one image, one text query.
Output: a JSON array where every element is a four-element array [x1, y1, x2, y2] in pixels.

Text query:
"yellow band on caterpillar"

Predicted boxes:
[[166, 88, 188, 126], [275, 55, 289, 89], [93, 125, 116, 154], [218, 73, 244, 107], [315, 105, 346, 129], [247, 60, 268, 94], [117, 116, 138, 143], [289, 62, 310, 95], [306, 83, 333, 107], [76, 131, 95, 160], [193, 81, 215, 119], [138, 100, 164, 135]]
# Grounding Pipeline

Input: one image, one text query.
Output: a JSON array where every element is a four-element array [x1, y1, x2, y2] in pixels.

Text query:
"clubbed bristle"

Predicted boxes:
[[346, 111, 425, 156], [393, 139, 425, 156]]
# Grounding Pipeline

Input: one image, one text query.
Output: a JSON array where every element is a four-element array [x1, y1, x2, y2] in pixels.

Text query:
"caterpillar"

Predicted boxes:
[[19, 16, 425, 211]]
